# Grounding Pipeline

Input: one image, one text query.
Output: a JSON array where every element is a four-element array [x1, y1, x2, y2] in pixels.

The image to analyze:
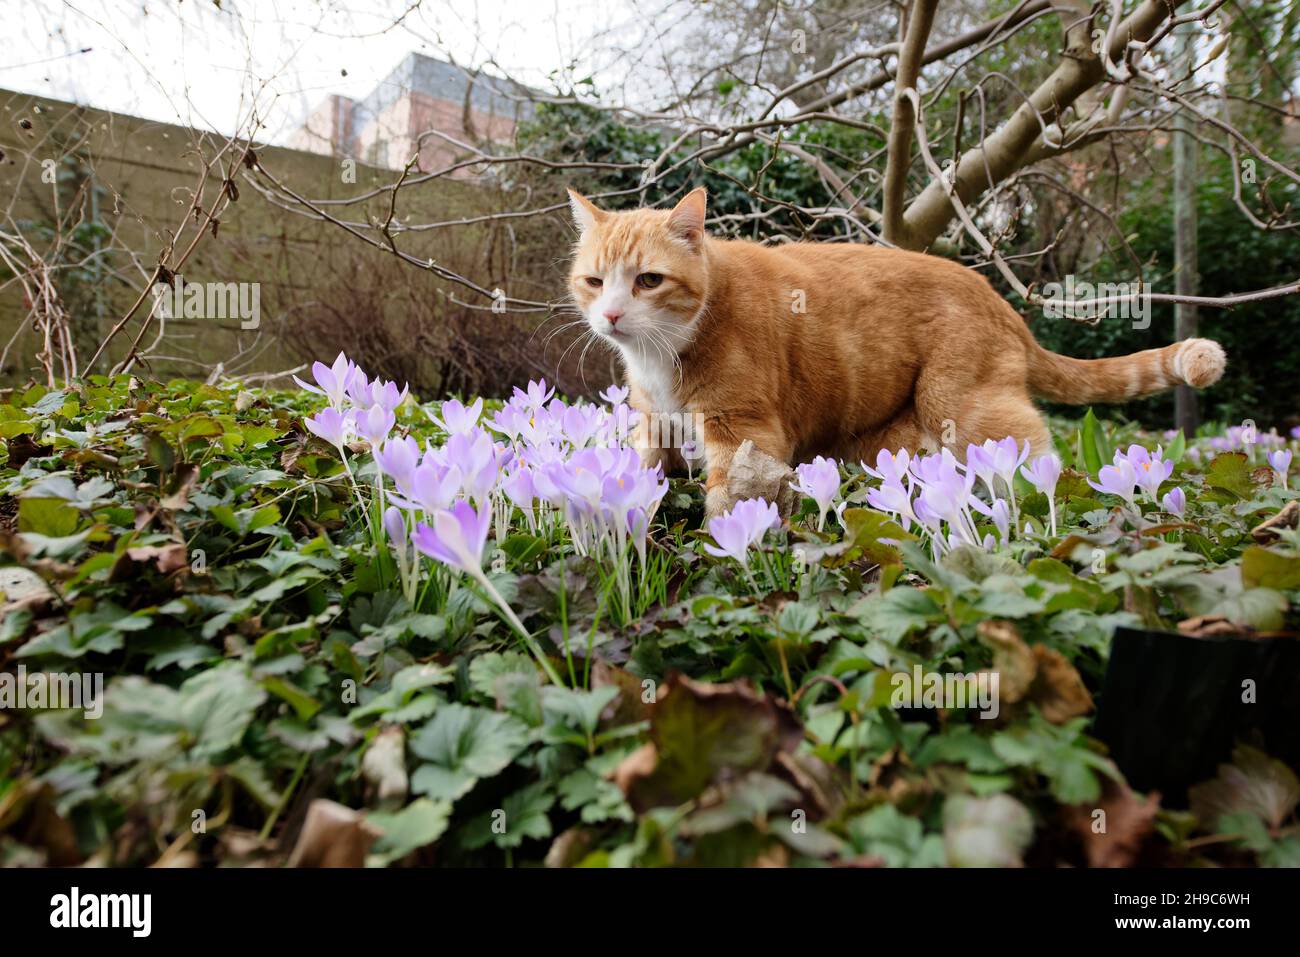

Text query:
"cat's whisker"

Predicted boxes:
[[537, 319, 589, 351], [555, 327, 596, 375], [531, 309, 584, 342], [576, 330, 613, 393], [641, 330, 671, 376]]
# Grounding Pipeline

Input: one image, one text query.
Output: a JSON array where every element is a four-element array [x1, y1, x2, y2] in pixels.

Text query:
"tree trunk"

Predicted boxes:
[[1173, 21, 1200, 435]]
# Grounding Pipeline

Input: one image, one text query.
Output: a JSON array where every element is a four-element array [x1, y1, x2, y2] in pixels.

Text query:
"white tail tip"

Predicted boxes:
[[1174, 338, 1226, 389]]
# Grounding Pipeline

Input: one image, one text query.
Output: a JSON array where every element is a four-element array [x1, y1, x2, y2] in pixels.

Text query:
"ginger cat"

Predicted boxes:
[[566, 187, 1226, 517]]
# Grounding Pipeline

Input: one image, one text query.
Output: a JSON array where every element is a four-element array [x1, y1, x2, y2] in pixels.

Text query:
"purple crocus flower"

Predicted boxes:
[[911, 448, 964, 487], [600, 384, 630, 405], [1117, 445, 1173, 502], [487, 403, 529, 443], [354, 403, 395, 446], [600, 468, 643, 516], [344, 367, 373, 407], [548, 448, 605, 513], [294, 351, 354, 408], [600, 403, 638, 448], [626, 507, 651, 567], [374, 436, 421, 490], [370, 378, 410, 412], [412, 500, 491, 574], [1268, 449, 1292, 488], [989, 437, 1031, 487], [304, 406, 352, 449], [704, 498, 780, 563], [383, 505, 407, 547], [432, 397, 484, 435], [863, 448, 911, 486], [345, 368, 403, 411], [990, 498, 1011, 544], [1161, 487, 1186, 518], [964, 443, 999, 498], [680, 438, 702, 466], [501, 466, 536, 511], [790, 456, 841, 530], [513, 378, 554, 410], [1088, 459, 1138, 507], [1021, 453, 1062, 536], [396, 461, 461, 513], [1020, 454, 1062, 498], [967, 438, 1029, 498], [562, 403, 605, 448], [914, 464, 978, 544], [441, 428, 502, 503], [865, 478, 916, 528]]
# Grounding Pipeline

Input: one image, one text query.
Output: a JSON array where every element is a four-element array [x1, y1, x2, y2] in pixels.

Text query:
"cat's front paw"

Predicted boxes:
[[637, 445, 667, 472], [704, 485, 730, 521]]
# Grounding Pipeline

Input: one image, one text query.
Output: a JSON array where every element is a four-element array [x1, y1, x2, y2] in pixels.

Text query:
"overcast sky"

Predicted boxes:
[[3, 0, 646, 142]]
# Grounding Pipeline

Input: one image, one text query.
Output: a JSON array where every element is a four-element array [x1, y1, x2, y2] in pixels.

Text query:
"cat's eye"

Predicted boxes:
[[635, 272, 664, 290], [584, 276, 603, 288]]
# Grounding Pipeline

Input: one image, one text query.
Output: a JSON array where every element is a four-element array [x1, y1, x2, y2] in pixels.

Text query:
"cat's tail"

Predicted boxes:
[[1025, 337, 1226, 404]]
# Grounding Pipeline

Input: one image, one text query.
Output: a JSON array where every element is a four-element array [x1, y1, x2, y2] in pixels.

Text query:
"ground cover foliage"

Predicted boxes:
[[1, 365, 1299, 867]]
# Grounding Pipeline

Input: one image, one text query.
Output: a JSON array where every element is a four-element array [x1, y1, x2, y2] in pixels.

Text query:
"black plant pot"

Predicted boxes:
[[1092, 625, 1300, 806]]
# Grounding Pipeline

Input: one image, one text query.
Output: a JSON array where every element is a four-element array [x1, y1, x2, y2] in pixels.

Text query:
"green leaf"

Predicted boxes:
[[468, 651, 537, 700], [179, 663, 267, 758], [247, 504, 282, 532], [29, 389, 70, 417], [260, 675, 322, 721], [367, 799, 453, 865], [1189, 745, 1300, 830], [1165, 429, 1186, 464], [620, 674, 799, 812], [1209, 586, 1287, 630], [541, 685, 618, 737], [1205, 452, 1253, 498], [847, 804, 946, 867], [461, 783, 554, 850], [839, 508, 916, 566], [913, 725, 1009, 773], [861, 586, 943, 642], [1079, 408, 1108, 474], [18, 497, 80, 536], [558, 766, 634, 823], [1241, 546, 1300, 590], [991, 714, 1118, 805], [409, 704, 531, 802]]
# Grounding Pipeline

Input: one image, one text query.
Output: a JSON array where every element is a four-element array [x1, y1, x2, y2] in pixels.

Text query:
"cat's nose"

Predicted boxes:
[[602, 308, 623, 327]]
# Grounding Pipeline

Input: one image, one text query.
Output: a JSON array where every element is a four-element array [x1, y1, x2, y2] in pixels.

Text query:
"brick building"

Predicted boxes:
[[289, 53, 537, 173]]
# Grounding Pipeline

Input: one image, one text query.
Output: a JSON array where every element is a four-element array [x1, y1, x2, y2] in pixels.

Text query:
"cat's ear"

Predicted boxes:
[[567, 189, 606, 234], [667, 187, 707, 249]]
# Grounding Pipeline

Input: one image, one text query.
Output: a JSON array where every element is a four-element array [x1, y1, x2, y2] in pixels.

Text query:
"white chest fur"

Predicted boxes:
[[620, 345, 706, 468], [622, 346, 680, 414]]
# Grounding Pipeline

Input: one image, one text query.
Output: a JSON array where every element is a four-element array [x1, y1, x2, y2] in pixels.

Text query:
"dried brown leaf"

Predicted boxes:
[[287, 799, 382, 867]]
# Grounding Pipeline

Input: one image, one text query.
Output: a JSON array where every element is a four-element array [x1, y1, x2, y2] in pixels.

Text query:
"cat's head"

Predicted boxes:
[[567, 188, 709, 352]]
